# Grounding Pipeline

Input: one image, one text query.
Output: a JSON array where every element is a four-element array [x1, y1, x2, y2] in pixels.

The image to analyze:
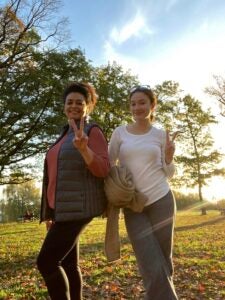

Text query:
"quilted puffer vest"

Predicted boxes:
[[40, 122, 107, 222]]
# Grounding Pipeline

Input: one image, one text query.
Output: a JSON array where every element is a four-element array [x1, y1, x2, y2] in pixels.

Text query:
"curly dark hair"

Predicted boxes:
[[62, 82, 98, 114]]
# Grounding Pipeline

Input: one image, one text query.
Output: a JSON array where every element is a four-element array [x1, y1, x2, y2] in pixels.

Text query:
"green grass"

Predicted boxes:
[[0, 211, 225, 299]]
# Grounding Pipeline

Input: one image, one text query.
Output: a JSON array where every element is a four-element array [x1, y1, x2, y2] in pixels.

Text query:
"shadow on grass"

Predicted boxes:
[[175, 216, 225, 231], [0, 253, 37, 275], [0, 253, 49, 300]]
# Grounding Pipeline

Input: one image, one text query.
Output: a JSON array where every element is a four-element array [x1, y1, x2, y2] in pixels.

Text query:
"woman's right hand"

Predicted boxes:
[[69, 117, 94, 165], [69, 117, 89, 153]]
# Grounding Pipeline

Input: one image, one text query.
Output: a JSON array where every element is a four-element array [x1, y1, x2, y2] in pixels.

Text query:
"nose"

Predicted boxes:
[[134, 104, 141, 110], [70, 101, 77, 108]]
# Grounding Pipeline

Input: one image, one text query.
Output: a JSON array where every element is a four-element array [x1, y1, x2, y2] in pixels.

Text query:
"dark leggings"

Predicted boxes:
[[37, 218, 91, 300]]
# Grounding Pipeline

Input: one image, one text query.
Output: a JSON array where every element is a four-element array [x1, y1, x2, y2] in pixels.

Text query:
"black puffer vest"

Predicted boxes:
[[40, 122, 107, 222]]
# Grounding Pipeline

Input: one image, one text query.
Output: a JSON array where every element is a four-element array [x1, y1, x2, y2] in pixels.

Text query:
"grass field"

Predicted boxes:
[[0, 211, 225, 299]]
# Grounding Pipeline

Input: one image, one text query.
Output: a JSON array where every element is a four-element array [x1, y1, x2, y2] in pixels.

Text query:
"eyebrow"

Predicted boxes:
[[131, 98, 147, 102], [67, 98, 84, 102]]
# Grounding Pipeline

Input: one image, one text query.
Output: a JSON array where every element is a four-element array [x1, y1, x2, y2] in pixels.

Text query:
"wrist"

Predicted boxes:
[[79, 146, 88, 155], [80, 147, 94, 165]]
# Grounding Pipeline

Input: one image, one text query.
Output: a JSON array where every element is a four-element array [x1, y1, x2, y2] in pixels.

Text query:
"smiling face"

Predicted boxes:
[[64, 92, 88, 120], [130, 91, 155, 121]]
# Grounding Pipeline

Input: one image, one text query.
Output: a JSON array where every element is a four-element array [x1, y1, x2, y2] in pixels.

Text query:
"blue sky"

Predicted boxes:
[[59, 0, 225, 200], [59, 0, 225, 103]]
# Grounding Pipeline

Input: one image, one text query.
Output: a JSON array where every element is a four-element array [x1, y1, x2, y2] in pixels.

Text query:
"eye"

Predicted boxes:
[[76, 100, 85, 106]]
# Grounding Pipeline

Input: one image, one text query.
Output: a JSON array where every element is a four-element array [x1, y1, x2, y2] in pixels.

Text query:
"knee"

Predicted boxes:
[[141, 258, 165, 284], [168, 261, 174, 277], [62, 262, 80, 274], [37, 250, 55, 275]]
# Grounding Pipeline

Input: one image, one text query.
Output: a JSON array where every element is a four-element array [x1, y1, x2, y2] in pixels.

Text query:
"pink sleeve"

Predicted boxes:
[[87, 126, 110, 177]]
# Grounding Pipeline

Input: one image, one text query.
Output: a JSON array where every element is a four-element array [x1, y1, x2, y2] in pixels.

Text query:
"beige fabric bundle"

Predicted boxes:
[[104, 165, 148, 262]]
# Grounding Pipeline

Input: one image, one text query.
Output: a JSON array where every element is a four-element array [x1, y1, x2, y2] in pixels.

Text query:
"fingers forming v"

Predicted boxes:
[[80, 117, 84, 133], [171, 131, 182, 142], [69, 119, 78, 134], [166, 130, 182, 143], [172, 132, 178, 142], [69, 117, 85, 139]]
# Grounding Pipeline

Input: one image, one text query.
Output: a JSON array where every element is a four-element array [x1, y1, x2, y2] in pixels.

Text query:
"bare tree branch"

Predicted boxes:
[[0, 0, 68, 70], [205, 75, 225, 117]]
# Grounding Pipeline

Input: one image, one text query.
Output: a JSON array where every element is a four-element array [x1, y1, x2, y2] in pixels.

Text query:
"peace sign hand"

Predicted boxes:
[[69, 117, 88, 152], [165, 130, 179, 164]]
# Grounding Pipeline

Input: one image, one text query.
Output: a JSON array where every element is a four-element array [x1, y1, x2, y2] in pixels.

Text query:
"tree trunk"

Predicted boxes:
[[201, 207, 207, 215], [199, 181, 207, 215]]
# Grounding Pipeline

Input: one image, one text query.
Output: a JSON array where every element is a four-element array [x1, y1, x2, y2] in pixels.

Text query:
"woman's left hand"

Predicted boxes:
[[45, 220, 54, 231], [165, 131, 179, 164], [69, 117, 88, 152]]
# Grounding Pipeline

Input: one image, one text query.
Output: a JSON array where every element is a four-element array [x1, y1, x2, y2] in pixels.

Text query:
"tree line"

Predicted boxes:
[[0, 0, 225, 220]]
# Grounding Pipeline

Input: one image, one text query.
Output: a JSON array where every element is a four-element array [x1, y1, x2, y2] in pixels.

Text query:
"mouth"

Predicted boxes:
[[67, 111, 81, 119], [133, 112, 143, 116], [68, 110, 81, 115]]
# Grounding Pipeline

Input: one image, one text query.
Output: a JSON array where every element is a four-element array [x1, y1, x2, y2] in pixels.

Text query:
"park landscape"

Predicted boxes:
[[0, 210, 225, 300], [1, 1, 225, 299]]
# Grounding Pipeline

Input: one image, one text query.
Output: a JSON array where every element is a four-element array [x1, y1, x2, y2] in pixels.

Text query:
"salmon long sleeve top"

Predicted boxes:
[[46, 126, 110, 209]]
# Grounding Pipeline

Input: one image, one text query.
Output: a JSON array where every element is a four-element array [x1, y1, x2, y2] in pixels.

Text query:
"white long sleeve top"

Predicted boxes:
[[109, 125, 175, 207]]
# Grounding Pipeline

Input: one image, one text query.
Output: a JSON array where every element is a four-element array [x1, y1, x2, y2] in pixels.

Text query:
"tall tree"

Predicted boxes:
[[1, 180, 40, 221], [153, 80, 181, 129], [0, 49, 93, 184], [205, 75, 225, 116], [174, 95, 224, 214], [92, 62, 138, 140], [0, 0, 67, 184]]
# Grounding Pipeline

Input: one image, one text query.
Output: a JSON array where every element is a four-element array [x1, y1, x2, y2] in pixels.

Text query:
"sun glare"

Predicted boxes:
[[203, 177, 225, 202]]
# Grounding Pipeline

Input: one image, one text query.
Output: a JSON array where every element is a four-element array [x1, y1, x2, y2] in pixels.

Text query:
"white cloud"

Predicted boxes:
[[103, 40, 140, 73], [105, 19, 225, 101], [109, 12, 153, 45], [103, 19, 225, 151]]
